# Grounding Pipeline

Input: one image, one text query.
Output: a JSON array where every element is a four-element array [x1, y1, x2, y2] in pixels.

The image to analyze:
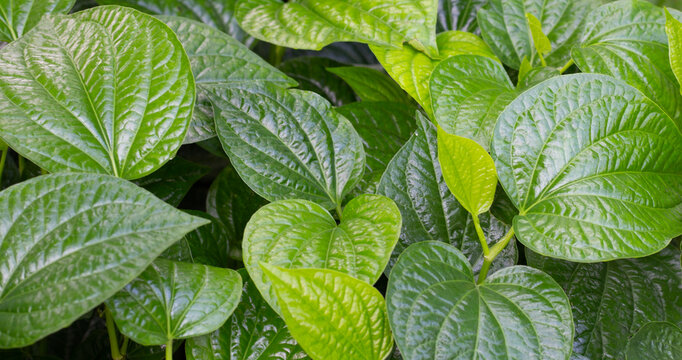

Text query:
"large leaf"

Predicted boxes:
[[491, 74, 682, 262], [388, 241, 573, 360], [626, 322, 682, 360], [262, 265, 393, 360], [210, 85, 365, 210], [335, 101, 416, 194], [235, 0, 438, 56], [526, 244, 682, 359], [371, 31, 496, 116], [107, 259, 242, 346], [0, 173, 207, 348], [437, 0, 486, 33], [185, 269, 308, 360], [431, 54, 516, 151], [378, 113, 516, 272], [0, 6, 195, 179], [161, 211, 232, 268], [572, 0, 682, 125], [327, 66, 413, 104], [161, 16, 296, 143], [667, 8, 682, 92], [279, 57, 356, 106], [133, 157, 209, 207], [478, 0, 598, 69], [243, 194, 401, 313], [0, 0, 74, 42]]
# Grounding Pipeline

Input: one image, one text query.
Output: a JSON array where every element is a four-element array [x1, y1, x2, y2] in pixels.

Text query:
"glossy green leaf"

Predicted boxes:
[[235, 0, 438, 56], [185, 269, 308, 360], [388, 241, 573, 360], [666, 8, 682, 93], [372, 31, 496, 116], [107, 259, 242, 346], [526, 12, 551, 60], [327, 67, 412, 104], [378, 113, 516, 273], [210, 85, 365, 210], [626, 322, 682, 360], [161, 211, 232, 268], [335, 101, 416, 194], [0, 6, 195, 179], [261, 265, 393, 360], [430, 54, 516, 150], [279, 57, 356, 106], [161, 16, 296, 143], [478, 0, 598, 69], [526, 244, 682, 359], [0, 173, 207, 348], [437, 0, 486, 33], [492, 74, 682, 262], [134, 157, 209, 207], [516, 66, 560, 90], [0, 0, 74, 42], [572, 0, 682, 124], [243, 194, 400, 313]]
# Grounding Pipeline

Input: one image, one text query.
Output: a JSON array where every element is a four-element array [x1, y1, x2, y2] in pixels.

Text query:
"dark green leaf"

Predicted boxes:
[[279, 57, 356, 106], [327, 66, 412, 104], [626, 322, 682, 360], [133, 157, 209, 207], [0, 0, 75, 42], [437, 0, 486, 33], [286, 42, 378, 65], [161, 211, 232, 268]]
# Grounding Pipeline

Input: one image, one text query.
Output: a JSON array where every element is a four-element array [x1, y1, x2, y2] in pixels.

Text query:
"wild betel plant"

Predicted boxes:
[[0, 0, 681, 359]]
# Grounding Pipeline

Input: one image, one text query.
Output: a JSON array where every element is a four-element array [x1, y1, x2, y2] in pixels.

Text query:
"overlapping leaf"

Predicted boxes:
[[327, 67, 412, 104], [667, 8, 682, 92], [279, 57, 356, 106], [134, 157, 209, 206], [626, 322, 682, 360], [161, 211, 232, 268], [0, 0, 74, 42], [437, 0, 486, 33]]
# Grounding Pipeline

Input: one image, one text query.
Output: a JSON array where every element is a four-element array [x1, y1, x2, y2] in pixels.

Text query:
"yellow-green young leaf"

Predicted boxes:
[[261, 264, 394, 360], [525, 12, 551, 61], [666, 8, 682, 93], [437, 129, 497, 215], [518, 56, 532, 84]]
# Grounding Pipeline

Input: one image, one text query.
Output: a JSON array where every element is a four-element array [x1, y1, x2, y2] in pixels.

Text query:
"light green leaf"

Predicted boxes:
[[185, 269, 309, 360], [235, 0, 438, 56], [516, 66, 560, 90], [0, 0, 74, 42], [0, 173, 208, 348], [388, 241, 573, 359], [478, 0, 598, 69], [161, 211, 232, 268], [0, 6, 195, 179], [525, 12, 551, 61], [261, 265, 393, 360], [437, 0, 487, 33], [492, 74, 682, 262], [666, 8, 682, 93], [279, 57, 356, 106], [572, 0, 682, 125], [430, 54, 516, 150], [209, 85, 365, 210], [518, 56, 532, 84], [134, 157, 209, 207], [243, 194, 401, 314], [107, 259, 242, 346], [526, 244, 682, 359], [327, 67, 412, 104], [626, 322, 682, 360], [161, 16, 296, 144]]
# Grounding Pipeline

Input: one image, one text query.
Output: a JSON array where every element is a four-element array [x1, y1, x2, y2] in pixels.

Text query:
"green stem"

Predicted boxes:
[[269, 45, 285, 67], [105, 307, 123, 360], [120, 336, 129, 357], [476, 228, 515, 285], [18, 155, 24, 177], [539, 53, 547, 67], [165, 339, 173, 360], [472, 214, 489, 256], [559, 59, 575, 74], [0, 148, 8, 186], [336, 204, 343, 221]]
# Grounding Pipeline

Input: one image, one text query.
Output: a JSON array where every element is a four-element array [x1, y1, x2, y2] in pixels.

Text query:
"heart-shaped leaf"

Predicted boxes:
[[185, 269, 309, 360], [0, 6, 195, 179], [526, 244, 682, 359], [279, 57, 356, 106], [134, 157, 209, 207], [437, 0, 487, 33], [492, 74, 682, 262], [0, 0, 74, 42], [262, 264, 393, 360], [107, 259, 242, 346], [0, 173, 207, 348], [243, 194, 401, 313], [161, 211, 232, 268], [388, 241, 573, 360], [626, 322, 682, 360], [667, 8, 682, 92], [327, 67, 413, 104], [210, 85, 365, 210]]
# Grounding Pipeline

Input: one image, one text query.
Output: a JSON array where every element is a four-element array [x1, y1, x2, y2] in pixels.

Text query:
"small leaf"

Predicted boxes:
[[516, 66, 560, 90], [525, 12, 551, 60], [327, 66, 412, 104], [626, 322, 682, 360], [437, 0, 487, 33], [261, 264, 393, 360], [243, 195, 400, 313], [518, 56, 532, 83], [107, 259, 242, 346], [0, 0, 74, 42], [279, 57, 356, 106], [133, 157, 209, 207], [666, 8, 682, 93], [0, 173, 208, 348], [388, 241, 573, 359]]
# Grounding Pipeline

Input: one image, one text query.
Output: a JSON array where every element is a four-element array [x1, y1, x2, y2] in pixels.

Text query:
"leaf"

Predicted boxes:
[[378, 113, 516, 273], [235, 0, 438, 56], [526, 244, 682, 359], [387, 241, 573, 360], [0, 6, 195, 179], [327, 66, 412, 104], [335, 101, 416, 194], [626, 322, 682, 360], [133, 157, 209, 207], [478, 0, 598, 69], [279, 57, 356, 106], [0, 0, 74, 42], [161, 16, 296, 144], [287, 42, 379, 65], [666, 8, 682, 93], [491, 74, 682, 262], [185, 269, 309, 360], [430, 54, 516, 150], [161, 211, 232, 268], [107, 259, 242, 346], [437, 0, 487, 33], [372, 31, 496, 116], [243, 194, 400, 313], [572, 0, 682, 125], [0, 173, 208, 348], [525, 12, 551, 60], [209, 85, 366, 210], [261, 265, 393, 360], [516, 66, 560, 90]]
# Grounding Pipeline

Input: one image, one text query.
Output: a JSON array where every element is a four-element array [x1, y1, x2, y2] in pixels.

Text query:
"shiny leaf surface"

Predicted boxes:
[[0, 0, 74, 42], [133, 157, 209, 207], [667, 8, 682, 93], [327, 67, 412, 104], [437, 0, 486, 33], [626, 322, 682, 360], [279, 57, 356, 106], [161, 211, 232, 268]]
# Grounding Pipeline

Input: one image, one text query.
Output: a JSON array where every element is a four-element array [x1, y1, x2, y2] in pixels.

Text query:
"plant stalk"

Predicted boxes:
[[165, 339, 173, 360], [559, 59, 575, 74], [472, 214, 489, 256], [104, 306, 123, 360], [0, 148, 8, 186], [336, 204, 343, 221], [120, 336, 129, 357], [477, 228, 515, 284], [269, 45, 285, 67]]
